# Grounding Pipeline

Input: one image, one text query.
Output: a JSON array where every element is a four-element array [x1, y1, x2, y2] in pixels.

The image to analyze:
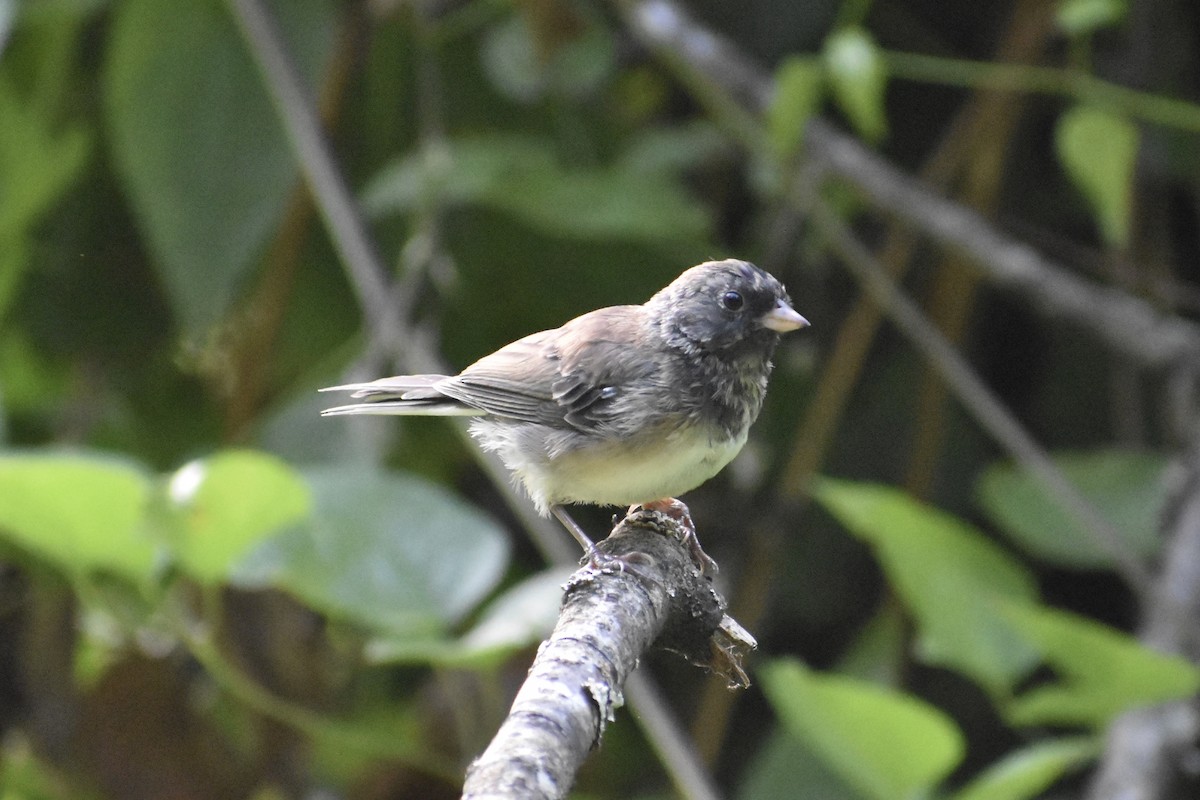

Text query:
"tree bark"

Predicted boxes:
[[461, 508, 755, 800]]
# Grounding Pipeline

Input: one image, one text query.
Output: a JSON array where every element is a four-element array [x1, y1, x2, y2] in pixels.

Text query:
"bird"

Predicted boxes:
[[321, 259, 808, 573]]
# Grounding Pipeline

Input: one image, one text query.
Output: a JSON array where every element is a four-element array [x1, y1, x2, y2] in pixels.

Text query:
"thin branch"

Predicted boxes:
[[803, 118, 1200, 372], [1086, 437, 1200, 800], [624, 673, 725, 800], [176, 596, 462, 783], [224, 0, 406, 361], [615, 0, 1200, 373], [806, 195, 1155, 593], [462, 510, 752, 799]]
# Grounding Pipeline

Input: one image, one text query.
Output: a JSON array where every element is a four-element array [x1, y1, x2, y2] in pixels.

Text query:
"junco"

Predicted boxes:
[[322, 259, 808, 572]]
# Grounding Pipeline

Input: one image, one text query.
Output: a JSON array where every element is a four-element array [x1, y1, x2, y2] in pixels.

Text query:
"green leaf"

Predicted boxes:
[[814, 478, 1039, 694], [1056, 0, 1128, 36], [479, 10, 614, 102], [760, 658, 964, 800], [103, 0, 336, 334], [768, 56, 824, 157], [366, 565, 573, 667], [823, 27, 888, 143], [0, 0, 13, 46], [951, 737, 1098, 800], [0, 74, 90, 321], [165, 450, 311, 584], [363, 135, 709, 243], [835, 603, 907, 686], [0, 452, 155, 581], [1002, 603, 1200, 728], [977, 450, 1167, 568], [617, 122, 728, 176], [234, 466, 510, 638], [736, 728, 859, 800], [0, 74, 90, 241], [1055, 105, 1139, 247], [363, 135, 551, 213], [501, 168, 708, 241], [0, 736, 106, 800]]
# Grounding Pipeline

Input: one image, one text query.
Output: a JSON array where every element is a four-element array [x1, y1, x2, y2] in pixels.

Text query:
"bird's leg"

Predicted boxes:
[[551, 504, 599, 556], [635, 498, 719, 576], [551, 505, 645, 575]]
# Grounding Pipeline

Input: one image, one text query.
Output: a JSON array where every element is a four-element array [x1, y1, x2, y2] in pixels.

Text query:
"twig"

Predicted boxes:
[[462, 509, 753, 799]]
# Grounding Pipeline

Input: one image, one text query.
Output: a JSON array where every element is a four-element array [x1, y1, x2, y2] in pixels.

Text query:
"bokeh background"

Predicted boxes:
[[2, 0, 1199, 798]]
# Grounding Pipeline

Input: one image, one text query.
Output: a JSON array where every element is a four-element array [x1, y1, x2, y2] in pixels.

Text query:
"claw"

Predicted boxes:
[[635, 498, 718, 576]]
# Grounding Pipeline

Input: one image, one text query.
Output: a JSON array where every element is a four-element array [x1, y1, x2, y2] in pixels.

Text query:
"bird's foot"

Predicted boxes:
[[552, 505, 650, 578], [633, 498, 718, 577], [583, 546, 654, 578]]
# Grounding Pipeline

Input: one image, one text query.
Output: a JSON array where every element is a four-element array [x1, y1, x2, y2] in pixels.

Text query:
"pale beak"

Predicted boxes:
[[761, 299, 810, 332]]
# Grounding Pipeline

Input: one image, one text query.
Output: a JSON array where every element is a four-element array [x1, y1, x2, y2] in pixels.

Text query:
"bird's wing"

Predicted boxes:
[[439, 306, 656, 432]]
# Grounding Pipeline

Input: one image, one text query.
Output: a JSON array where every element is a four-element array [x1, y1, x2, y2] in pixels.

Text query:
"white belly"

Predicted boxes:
[[496, 424, 748, 513]]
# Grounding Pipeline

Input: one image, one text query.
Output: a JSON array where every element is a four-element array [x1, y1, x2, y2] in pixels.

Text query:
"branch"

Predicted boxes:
[[224, 0, 407, 364], [615, 0, 1200, 372], [1086, 436, 1200, 800], [806, 196, 1154, 592], [461, 509, 756, 800], [803, 120, 1200, 372]]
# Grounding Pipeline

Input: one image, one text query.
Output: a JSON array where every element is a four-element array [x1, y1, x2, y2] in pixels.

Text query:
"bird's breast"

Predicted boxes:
[[524, 422, 748, 509]]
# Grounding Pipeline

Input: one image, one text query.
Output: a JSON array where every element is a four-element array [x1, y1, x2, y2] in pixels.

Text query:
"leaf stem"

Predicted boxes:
[[883, 50, 1200, 132]]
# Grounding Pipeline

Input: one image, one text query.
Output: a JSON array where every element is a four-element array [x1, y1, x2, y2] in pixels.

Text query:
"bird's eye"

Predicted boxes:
[[721, 290, 744, 311]]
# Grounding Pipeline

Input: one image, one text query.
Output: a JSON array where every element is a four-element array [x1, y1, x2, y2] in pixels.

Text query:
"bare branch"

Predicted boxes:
[[805, 196, 1155, 592], [462, 510, 754, 800], [803, 120, 1200, 372], [615, 0, 1200, 372], [224, 0, 410, 366]]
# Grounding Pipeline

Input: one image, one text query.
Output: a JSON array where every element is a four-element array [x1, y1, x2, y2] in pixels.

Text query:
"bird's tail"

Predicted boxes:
[[319, 375, 481, 417]]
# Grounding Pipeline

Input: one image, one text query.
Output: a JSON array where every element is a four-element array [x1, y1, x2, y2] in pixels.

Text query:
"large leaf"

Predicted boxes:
[[977, 450, 1167, 568], [366, 565, 573, 667], [363, 135, 709, 243], [103, 0, 335, 334], [1055, 105, 1139, 247], [1002, 603, 1200, 728], [814, 478, 1040, 694], [760, 658, 964, 800], [0, 452, 155, 581], [234, 466, 510, 637], [165, 450, 311, 584]]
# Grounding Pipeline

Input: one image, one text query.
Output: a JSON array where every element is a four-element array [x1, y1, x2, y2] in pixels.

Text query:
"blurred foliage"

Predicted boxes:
[[1, 0, 1199, 798]]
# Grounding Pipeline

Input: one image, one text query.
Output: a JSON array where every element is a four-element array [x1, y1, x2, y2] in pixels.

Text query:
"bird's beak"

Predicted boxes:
[[761, 299, 810, 332]]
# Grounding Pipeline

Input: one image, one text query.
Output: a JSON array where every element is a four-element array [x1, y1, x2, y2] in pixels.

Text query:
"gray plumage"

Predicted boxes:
[[322, 259, 808, 515]]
